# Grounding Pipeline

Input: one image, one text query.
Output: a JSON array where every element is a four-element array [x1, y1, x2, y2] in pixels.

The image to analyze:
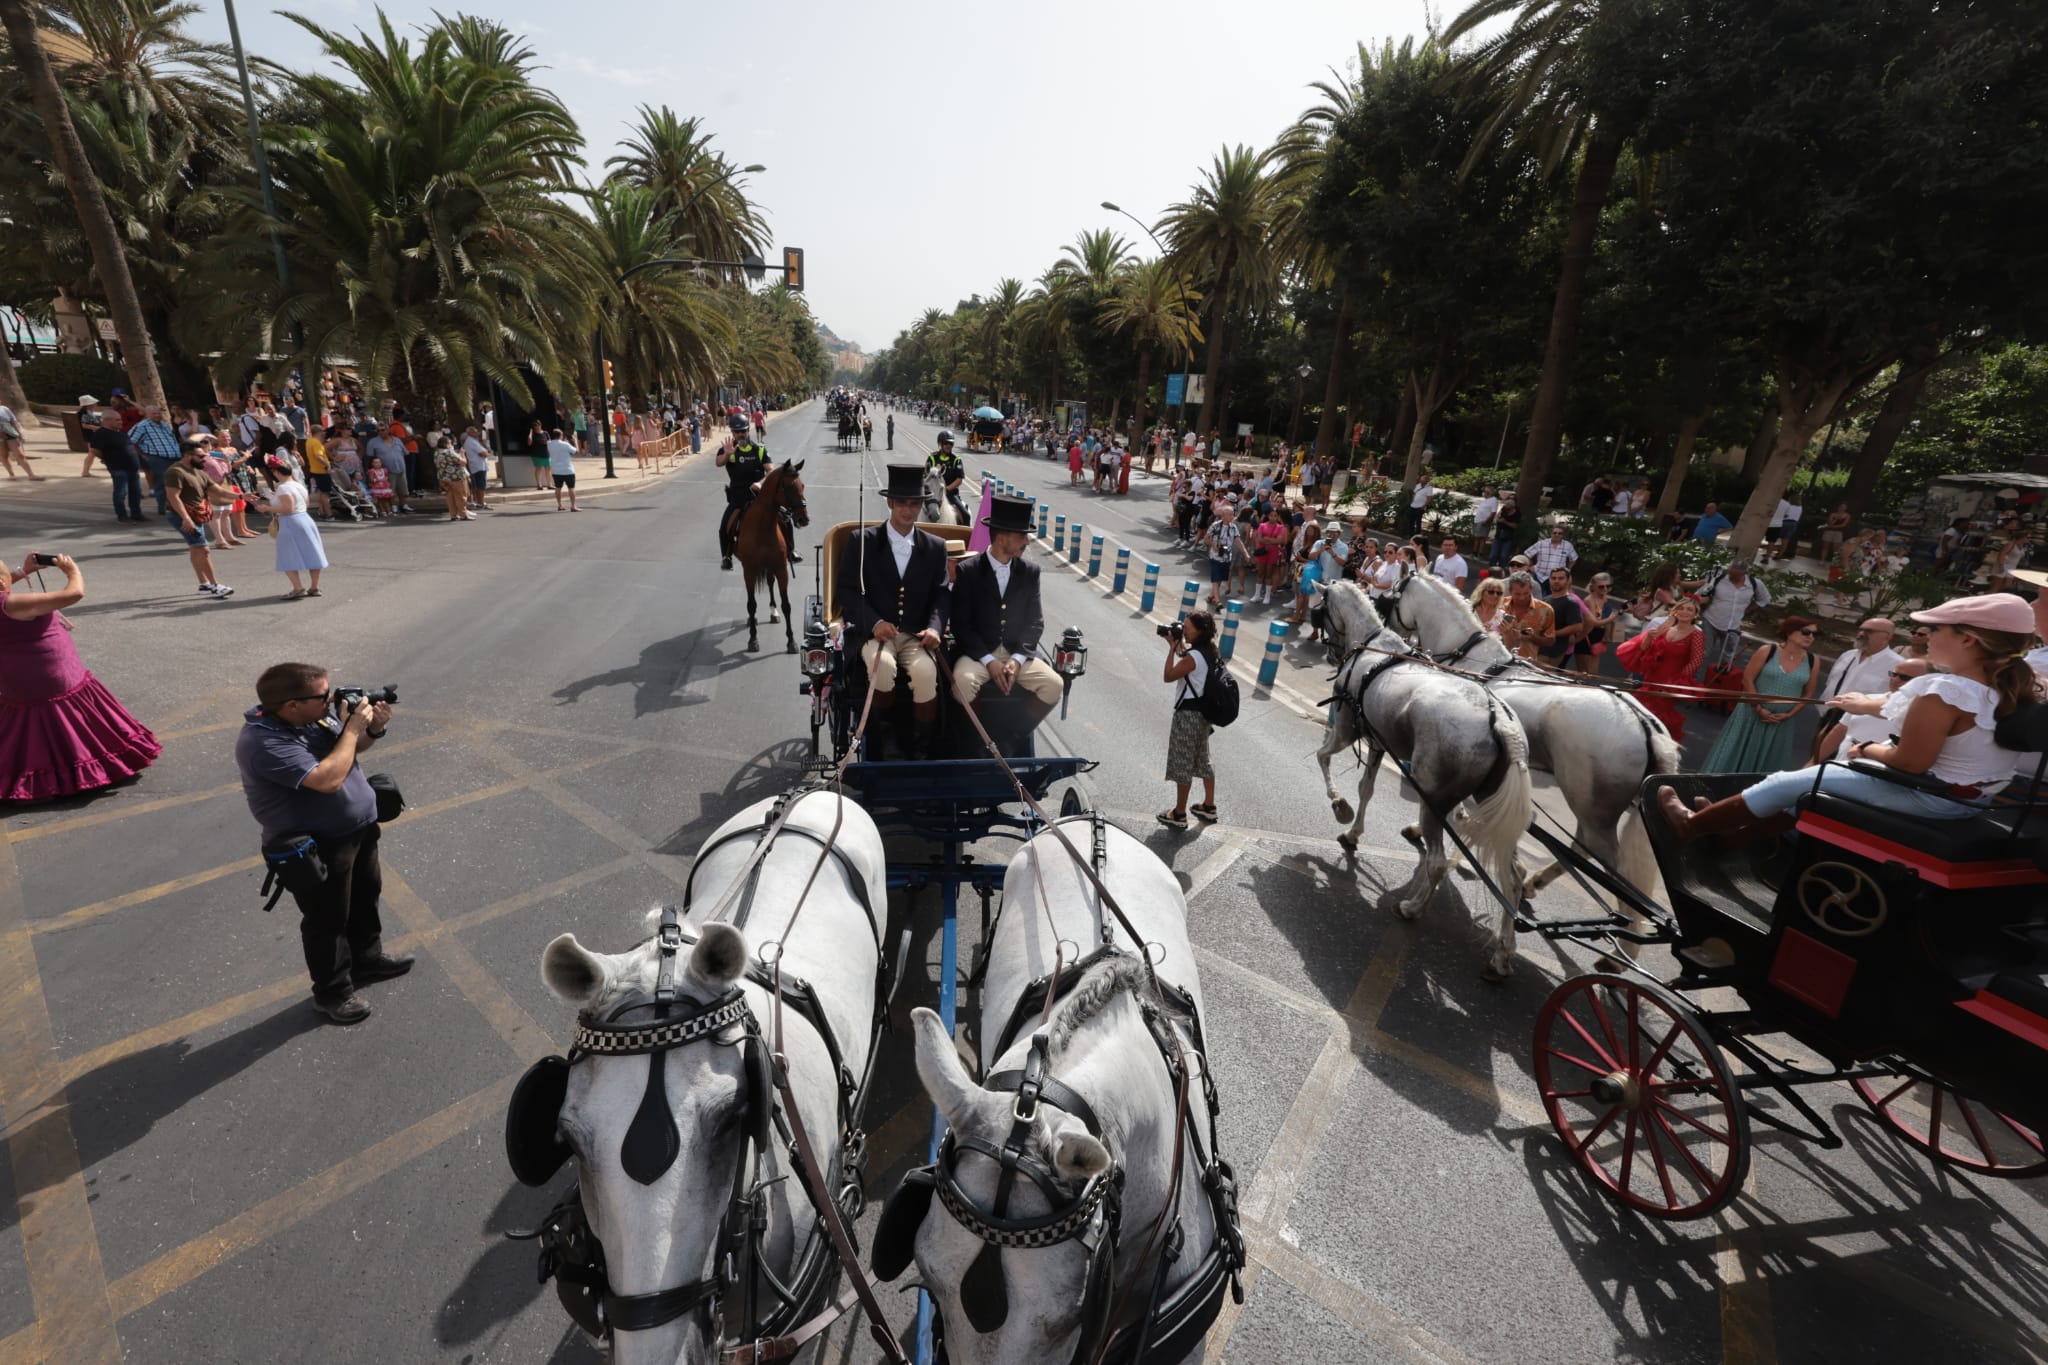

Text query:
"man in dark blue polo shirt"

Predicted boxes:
[[235, 662, 409, 1024]]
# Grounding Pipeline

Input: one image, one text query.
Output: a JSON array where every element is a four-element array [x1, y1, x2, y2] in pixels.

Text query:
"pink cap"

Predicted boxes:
[[1909, 592, 2037, 635]]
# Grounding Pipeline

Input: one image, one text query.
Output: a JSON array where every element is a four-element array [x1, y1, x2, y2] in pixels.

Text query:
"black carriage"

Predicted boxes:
[[1523, 762, 2048, 1218]]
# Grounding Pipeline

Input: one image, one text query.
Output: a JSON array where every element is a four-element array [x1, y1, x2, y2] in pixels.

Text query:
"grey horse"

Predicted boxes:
[[1312, 580, 1534, 979]]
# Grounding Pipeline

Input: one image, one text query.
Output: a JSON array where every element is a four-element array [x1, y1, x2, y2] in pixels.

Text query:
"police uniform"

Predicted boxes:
[[840, 465, 952, 711], [951, 502, 1064, 712], [927, 441, 967, 518]]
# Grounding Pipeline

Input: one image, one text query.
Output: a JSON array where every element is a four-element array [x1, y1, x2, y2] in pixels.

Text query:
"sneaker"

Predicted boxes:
[[313, 992, 371, 1025], [197, 583, 217, 595], [208, 583, 235, 599], [353, 951, 415, 984], [1156, 809, 1189, 829]]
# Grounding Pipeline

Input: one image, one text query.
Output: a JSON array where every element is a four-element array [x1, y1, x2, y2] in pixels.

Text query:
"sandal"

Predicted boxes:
[[1156, 809, 1189, 829], [306, 588, 323, 597], [282, 589, 307, 600], [1191, 804, 1218, 823]]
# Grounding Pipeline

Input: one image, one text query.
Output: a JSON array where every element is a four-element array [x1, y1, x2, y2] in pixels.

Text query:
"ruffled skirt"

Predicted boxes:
[[0, 672, 161, 803]]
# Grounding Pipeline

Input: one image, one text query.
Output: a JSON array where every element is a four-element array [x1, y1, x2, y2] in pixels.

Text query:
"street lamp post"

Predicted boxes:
[[1102, 200, 1197, 448], [1289, 360, 1314, 446], [597, 162, 764, 477]]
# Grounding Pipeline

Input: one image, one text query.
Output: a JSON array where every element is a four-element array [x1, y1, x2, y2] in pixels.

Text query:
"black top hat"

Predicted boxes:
[[880, 464, 925, 500], [982, 494, 1033, 534]]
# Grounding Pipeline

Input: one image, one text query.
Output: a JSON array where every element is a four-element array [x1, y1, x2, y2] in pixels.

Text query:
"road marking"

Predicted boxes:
[[0, 828, 123, 1365], [380, 872, 563, 1064], [1256, 1237, 1483, 1365], [103, 1073, 517, 1321], [147, 718, 244, 744]]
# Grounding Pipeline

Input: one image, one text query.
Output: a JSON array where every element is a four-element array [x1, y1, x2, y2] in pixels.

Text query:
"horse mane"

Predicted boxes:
[[1407, 570, 1484, 625], [1042, 950, 1181, 1061]]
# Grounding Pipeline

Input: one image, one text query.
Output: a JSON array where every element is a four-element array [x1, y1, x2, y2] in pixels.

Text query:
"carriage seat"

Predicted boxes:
[[816, 519, 976, 630], [1797, 789, 2035, 867]]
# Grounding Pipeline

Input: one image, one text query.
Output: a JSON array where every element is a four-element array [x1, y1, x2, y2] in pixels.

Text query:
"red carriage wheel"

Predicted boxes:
[[1852, 1072, 2048, 1178], [1533, 974, 1750, 1219]]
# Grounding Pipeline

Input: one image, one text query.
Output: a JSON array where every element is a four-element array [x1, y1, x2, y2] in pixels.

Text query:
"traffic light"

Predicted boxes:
[[783, 247, 804, 293], [602, 359, 615, 392]]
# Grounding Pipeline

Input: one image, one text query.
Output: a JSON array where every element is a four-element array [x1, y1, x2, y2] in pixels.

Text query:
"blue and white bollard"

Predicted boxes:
[[1140, 562, 1160, 613], [1220, 599, 1243, 661], [1259, 621, 1289, 687], [1112, 546, 1131, 595], [1054, 513, 1067, 553], [1037, 503, 1050, 539], [1180, 579, 1201, 618], [1069, 525, 1085, 565], [1088, 535, 1104, 578]]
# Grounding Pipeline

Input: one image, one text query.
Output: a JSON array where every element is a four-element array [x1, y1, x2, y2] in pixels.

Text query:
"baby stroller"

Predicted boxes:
[[328, 469, 377, 522]]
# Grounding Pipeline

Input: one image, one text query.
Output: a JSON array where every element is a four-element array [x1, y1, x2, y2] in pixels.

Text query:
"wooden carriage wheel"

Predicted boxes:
[[1852, 1072, 2048, 1179], [1533, 974, 1750, 1219]]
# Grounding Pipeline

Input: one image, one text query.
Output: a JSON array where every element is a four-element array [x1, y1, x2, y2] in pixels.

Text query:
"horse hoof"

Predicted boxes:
[[1481, 959, 1513, 983], [1400, 824, 1423, 848], [1336, 832, 1358, 853], [1332, 801, 1354, 825], [1396, 900, 1424, 919], [745, 639, 759, 653]]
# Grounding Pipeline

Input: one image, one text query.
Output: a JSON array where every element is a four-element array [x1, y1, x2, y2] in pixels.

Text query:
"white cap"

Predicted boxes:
[[78, 394, 100, 405]]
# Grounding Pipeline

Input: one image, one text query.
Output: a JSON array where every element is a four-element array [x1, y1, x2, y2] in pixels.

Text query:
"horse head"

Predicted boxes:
[[1317, 580, 1388, 663], [887, 988, 1181, 1365], [538, 915, 762, 1365], [1382, 569, 1469, 651], [767, 459, 809, 526]]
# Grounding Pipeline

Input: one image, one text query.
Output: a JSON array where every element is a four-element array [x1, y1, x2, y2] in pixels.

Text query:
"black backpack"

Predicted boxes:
[[1199, 654, 1241, 727]]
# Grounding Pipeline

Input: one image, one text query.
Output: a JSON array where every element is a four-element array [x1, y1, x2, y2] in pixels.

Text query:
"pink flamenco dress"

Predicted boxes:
[[0, 595, 160, 803]]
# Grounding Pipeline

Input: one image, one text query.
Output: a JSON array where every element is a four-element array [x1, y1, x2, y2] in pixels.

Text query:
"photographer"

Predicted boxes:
[[1159, 611, 1221, 830], [235, 663, 410, 1025]]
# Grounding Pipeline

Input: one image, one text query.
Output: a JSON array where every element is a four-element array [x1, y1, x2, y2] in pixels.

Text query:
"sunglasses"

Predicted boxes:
[[1887, 671, 1913, 682]]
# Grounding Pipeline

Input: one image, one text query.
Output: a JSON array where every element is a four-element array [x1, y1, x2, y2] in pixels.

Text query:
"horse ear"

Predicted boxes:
[[792, 460, 804, 473], [542, 933, 612, 1005], [688, 922, 748, 986], [1050, 1123, 1112, 1181], [911, 1006, 982, 1129]]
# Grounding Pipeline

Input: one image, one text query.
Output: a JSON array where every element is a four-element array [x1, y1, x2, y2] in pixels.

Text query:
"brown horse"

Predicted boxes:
[[737, 459, 808, 652]]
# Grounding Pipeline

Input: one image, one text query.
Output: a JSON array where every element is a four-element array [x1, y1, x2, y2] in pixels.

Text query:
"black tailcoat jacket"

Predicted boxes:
[[950, 552, 1043, 662], [839, 523, 950, 642]]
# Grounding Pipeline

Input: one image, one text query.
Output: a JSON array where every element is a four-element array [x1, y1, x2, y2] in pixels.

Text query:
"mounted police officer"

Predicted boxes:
[[717, 413, 800, 570], [840, 464, 951, 759], [926, 430, 967, 521], [951, 495, 1063, 751]]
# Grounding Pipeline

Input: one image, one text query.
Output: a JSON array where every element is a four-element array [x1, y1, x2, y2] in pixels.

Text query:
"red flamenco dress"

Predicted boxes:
[[1620, 625, 1704, 743], [0, 595, 160, 802]]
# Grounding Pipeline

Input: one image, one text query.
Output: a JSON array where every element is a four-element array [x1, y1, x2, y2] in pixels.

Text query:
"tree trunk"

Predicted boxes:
[[1840, 357, 1937, 531], [1194, 246, 1235, 436], [0, 0, 165, 412], [1740, 397, 1780, 481], [1400, 361, 1457, 498], [1388, 382, 1416, 478], [1729, 367, 1866, 560], [1131, 345, 1151, 458], [1653, 410, 1707, 524], [1513, 120, 1624, 518], [1312, 282, 1354, 463]]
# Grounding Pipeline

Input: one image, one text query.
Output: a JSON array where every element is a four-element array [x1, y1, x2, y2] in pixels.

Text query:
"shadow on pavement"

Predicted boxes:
[[438, 1177, 599, 1351], [552, 622, 754, 717], [650, 738, 813, 859]]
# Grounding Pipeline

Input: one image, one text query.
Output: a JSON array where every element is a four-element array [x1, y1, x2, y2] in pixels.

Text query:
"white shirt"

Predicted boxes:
[[1364, 557, 1402, 597], [1175, 648, 1210, 707], [1525, 538, 1578, 577], [462, 435, 489, 472], [546, 438, 577, 473], [1824, 645, 1901, 699], [886, 523, 915, 576], [482, 409, 495, 432], [988, 554, 1012, 597], [1700, 572, 1766, 630], [1431, 553, 1470, 586], [1410, 482, 1434, 509], [1881, 674, 2011, 790], [1772, 499, 1793, 526], [1315, 537, 1350, 580], [1613, 489, 1633, 516], [1471, 495, 1499, 530]]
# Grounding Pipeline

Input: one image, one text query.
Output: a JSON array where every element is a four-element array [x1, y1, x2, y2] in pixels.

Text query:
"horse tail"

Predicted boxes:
[[1462, 701, 1534, 917], [1615, 710, 1679, 900]]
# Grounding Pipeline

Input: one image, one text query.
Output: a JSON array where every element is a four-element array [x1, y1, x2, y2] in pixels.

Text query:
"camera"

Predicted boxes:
[[332, 684, 398, 714], [24, 552, 61, 570], [1155, 622, 1183, 642]]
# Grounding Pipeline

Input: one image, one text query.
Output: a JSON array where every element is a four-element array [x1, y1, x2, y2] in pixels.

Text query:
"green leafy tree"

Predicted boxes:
[[1097, 259, 1203, 452], [1163, 144, 1279, 436]]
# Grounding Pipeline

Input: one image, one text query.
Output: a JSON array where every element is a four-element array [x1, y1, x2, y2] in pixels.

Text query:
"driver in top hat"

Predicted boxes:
[[840, 464, 952, 758], [926, 431, 968, 521], [717, 414, 799, 570], [951, 494, 1064, 741]]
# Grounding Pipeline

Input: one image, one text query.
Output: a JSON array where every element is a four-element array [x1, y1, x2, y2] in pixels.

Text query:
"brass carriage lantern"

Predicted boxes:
[[801, 619, 831, 677]]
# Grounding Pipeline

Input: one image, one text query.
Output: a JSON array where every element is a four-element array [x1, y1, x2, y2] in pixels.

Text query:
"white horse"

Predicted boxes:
[[1312, 580, 1534, 979], [529, 791, 886, 1365], [924, 470, 968, 526], [1380, 571, 1677, 899], [875, 818, 1242, 1365]]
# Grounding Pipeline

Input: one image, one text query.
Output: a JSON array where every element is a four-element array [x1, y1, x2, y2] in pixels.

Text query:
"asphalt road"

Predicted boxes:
[[0, 397, 2042, 1365]]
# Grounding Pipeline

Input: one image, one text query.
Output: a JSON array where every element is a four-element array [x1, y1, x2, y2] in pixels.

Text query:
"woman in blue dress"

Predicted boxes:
[[1701, 616, 1820, 773], [258, 457, 330, 599]]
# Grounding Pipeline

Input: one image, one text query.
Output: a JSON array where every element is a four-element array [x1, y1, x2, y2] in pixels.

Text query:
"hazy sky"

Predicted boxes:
[[189, 0, 1436, 352]]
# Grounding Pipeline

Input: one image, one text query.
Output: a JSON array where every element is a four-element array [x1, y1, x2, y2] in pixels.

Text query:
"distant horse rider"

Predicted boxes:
[[928, 431, 968, 521], [952, 494, 1064, 751], [840, 464, 952, 759], [717, 413, 800, 569]]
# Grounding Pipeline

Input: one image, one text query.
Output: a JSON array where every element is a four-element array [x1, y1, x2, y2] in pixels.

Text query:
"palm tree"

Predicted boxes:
[[1097, 260, 1202, 457], [1162, 144, 1278, 436], [978, 277, 1024, 399], [0, 0, 168, 406], [197, 12, 595, 415], [607, 106, 767, 279], [1443, 0, 1661, 518], [579, 179, 737, 400]]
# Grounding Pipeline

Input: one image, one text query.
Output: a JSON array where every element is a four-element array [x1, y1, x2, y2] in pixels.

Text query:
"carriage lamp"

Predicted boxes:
[[1054, 627, 1088, 682], [802, 620, 831, 677]]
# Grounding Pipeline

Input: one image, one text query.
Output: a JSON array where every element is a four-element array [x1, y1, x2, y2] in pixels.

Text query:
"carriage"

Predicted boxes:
[[1523, 761, 2048, 1218]]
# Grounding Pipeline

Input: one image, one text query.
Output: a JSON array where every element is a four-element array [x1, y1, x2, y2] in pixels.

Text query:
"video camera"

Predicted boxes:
[[332, 684, 398, 715]]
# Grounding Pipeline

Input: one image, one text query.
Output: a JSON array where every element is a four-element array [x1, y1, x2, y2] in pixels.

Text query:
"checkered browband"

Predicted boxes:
[[572, 992, 749, 1056], [934, 1164, 1110, 1249]]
